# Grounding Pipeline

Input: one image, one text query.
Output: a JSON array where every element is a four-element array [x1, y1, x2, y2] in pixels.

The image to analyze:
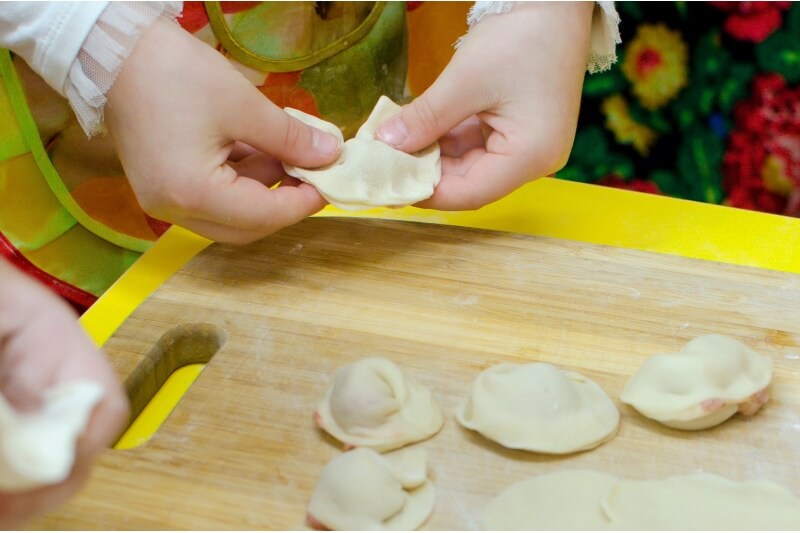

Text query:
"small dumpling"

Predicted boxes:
[[315, 357, 443, 452], [621, 334, 772, 430], [282, 96, 441, 210], [0, 381, 103, 491], [456, 362, 619, 454], [307, 447, 435, 531]]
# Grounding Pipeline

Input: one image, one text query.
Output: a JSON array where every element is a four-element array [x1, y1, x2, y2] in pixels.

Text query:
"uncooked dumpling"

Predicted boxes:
[[483, 470, 800, 530], [283, 96, 441, 210], [0, 381, 103, 491], [456, 362, 619, 454], [621, 334, 772, 430], [484, 470, 617, 530], [307, 447, 435, 531], [315, 357, 443, 452]]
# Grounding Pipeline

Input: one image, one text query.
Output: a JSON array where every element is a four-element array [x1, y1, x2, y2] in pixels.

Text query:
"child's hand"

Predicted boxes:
[[0, 259, 129, 527], [106, 19, 341, 245], [377, 2, 594, 210]]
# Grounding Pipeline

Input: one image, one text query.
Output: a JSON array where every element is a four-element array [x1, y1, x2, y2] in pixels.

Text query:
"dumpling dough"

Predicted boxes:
[[621, 334, 772, 430], [307, 447, 435, 531], [0, 381, 103, 491], [283, 96, 441, 210], [456, 362, 619, 454], [315, 357, 443, 452], [484, 470, 618, 530], [483, 470, 800, 530], [605, 473, 800, 530]]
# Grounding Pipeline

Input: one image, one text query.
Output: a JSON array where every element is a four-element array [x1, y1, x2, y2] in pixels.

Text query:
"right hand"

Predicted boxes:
[[106, 18, 341, 244]]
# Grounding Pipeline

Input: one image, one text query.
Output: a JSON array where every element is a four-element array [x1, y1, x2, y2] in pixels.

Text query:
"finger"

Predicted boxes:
[[438, 116, 487, 157], [228, 142, 258, 162], [279, 175, 304, 187], [228, 88, 341, 168], [417, 150, 541, 211], [74, 382, 130, 460], [375, 53, 491, 154], [178, 177, 326, 244], [227, 152, 285, 186], [0, 463, 90, 528]]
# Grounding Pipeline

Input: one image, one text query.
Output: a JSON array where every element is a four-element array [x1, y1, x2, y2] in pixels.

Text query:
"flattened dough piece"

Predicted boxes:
[[456, 362, 619, 454], [315, 357, 443, 452], [283, 96, 441, 210], [483, 470, 800, 530], [0, 381, 103, 491], [605, 473, 800, 530], [484, 470, 617, 530], [307, 447, 435, 531], [621, 334, 772, 430]]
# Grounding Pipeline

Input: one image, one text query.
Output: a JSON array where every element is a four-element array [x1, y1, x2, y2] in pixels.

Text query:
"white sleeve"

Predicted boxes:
[[461, 1, 622, 74], [0, 1, 181, 137], [588, 2, 621, 74], [0, 2, 108, 94], [64, 1, 182, 136]]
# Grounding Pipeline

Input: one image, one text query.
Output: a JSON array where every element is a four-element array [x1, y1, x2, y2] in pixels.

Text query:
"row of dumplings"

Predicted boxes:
[[307, 334, 773, 530]]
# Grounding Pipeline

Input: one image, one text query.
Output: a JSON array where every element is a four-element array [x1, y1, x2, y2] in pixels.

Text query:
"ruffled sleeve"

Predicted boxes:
[[64, 1, 182, 136]]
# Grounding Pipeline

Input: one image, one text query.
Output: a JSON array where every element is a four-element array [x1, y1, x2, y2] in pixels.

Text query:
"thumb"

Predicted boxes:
[[230, 87, 341, 168], [376, 58, 489, 153]]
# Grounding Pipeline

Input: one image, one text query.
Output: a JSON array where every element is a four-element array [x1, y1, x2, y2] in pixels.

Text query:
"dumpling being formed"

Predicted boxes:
[[315, 357, 443, 452], [620, 334, 772, 430], [456, 362, 619, 454], [0, 381, 103, 491], [307, 447, 435, 531], [282, 96, 441, 210]]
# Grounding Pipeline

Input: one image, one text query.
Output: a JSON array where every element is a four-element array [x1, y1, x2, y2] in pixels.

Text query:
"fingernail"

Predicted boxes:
[[376, 116, 408, 147], [313, 129, 340, 156]]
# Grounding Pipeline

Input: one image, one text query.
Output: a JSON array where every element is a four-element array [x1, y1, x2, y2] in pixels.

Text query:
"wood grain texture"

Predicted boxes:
[[32, 218, 800, 529]]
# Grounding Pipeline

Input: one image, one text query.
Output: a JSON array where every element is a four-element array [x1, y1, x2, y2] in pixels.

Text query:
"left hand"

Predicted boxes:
[[376, 2, 594, 210], [0, 259, 129, 527]]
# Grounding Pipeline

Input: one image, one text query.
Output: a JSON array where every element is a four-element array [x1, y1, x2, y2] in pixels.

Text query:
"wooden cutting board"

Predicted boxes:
[[33, 218, 800, 529]]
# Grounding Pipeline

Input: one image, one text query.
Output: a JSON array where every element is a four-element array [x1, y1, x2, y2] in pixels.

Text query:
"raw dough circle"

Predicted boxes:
[[605, 473, 800, 529], [484, 470, 617, 530], [315, 357, 443, 452], [621, 334, 772, 430], [456, 362, 619, 454], [484, 470, 800, 530], [283, 96, 441, 210], [307, 447, 435, 531]]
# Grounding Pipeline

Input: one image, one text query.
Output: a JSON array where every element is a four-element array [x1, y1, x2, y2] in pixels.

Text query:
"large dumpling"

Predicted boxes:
[[282, 96, 441, 210], [315, 357, 443, 452], [456, 362, 619, 454], [307, 447, 435, 531], [621, 334, 772, 430]]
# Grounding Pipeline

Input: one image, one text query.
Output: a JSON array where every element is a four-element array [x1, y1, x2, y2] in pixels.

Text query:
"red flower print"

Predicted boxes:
[[709, 2, 790, 43], [722, 73, 800, 215], [598, 175, 662, 195]]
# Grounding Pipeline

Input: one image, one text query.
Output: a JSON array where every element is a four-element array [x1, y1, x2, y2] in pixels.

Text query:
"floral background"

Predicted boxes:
[[559, 1, 800, 216]]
